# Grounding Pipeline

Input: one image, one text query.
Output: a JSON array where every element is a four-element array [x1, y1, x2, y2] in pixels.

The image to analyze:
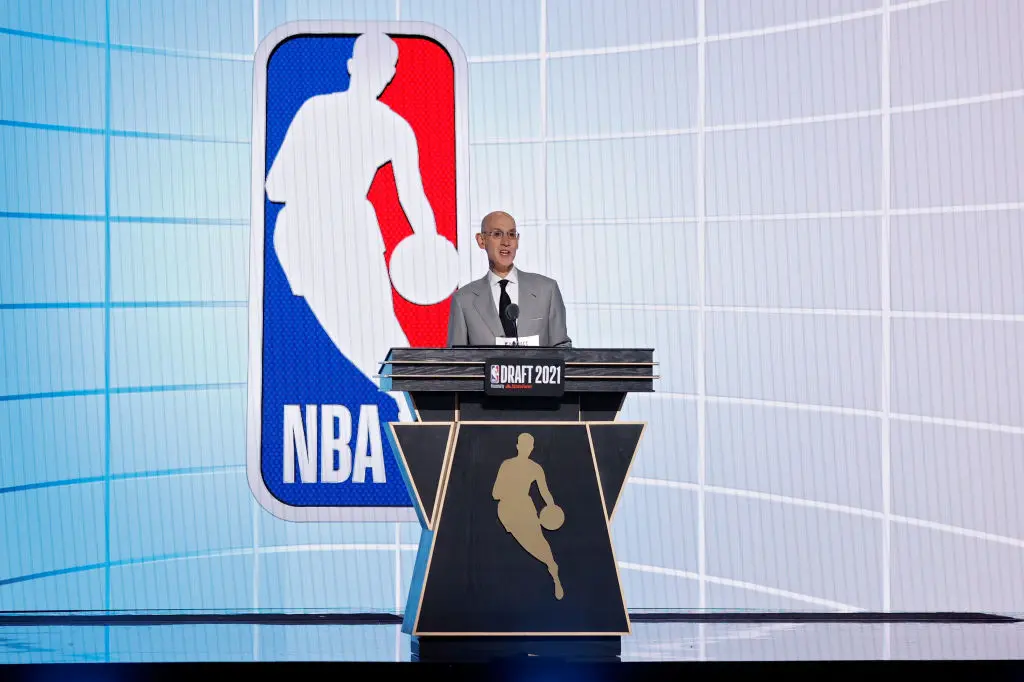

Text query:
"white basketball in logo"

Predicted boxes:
[[389, 232, 459, 305]]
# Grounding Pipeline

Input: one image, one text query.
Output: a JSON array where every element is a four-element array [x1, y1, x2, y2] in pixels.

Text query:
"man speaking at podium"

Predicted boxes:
[[446, 211, 572, 348]]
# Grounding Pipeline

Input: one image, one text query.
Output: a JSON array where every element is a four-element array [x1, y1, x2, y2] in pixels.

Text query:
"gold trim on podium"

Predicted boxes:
[[387, 421, 456, 531]]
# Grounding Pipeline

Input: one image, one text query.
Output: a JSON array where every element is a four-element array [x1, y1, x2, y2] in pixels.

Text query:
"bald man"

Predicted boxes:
[[446, 211, 572, 347]]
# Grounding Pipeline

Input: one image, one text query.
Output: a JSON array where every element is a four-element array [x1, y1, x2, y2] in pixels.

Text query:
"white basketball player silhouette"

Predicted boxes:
[[266, 32, 458, 417]]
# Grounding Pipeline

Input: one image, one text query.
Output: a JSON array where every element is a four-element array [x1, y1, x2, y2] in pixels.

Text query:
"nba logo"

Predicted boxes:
[[247, 22, 470, 521], [490, 365, 500, 385]]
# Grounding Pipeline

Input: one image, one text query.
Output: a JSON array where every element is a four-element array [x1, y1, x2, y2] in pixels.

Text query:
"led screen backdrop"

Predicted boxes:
[[2, 0, 1023, 661]]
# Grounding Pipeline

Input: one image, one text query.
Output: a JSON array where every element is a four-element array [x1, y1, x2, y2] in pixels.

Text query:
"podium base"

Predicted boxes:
[[410, 635, 621, 662]]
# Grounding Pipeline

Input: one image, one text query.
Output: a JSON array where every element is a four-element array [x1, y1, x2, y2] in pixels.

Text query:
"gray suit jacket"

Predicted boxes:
[[446, 270, 572, 347]]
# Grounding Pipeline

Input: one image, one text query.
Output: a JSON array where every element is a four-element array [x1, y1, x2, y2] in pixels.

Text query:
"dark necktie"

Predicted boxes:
[[498, 279, 516, 337]]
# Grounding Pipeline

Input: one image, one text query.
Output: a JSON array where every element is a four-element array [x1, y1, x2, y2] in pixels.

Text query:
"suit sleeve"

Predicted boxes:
[[446, 293, 468, 347], [548, 281, 572, 348]]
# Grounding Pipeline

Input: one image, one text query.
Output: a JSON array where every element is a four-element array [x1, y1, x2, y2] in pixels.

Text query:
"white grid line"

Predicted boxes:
[[256, 543, 420, 554], [463, 0, 952, 65], [695, 0, 708, 620], [468, 52, 542, 64], [564, 303, 1024, 322], [548, 36, 700, 60], [539, 0, 549, 265], [707, 7, 887, 43], [466, 86, 1024, 146], [891, 201, 1024, 216], [891, 412, 1024, 437], [1, 0, 955, 67], [628, 478, 1024, 550], [892, 311, 1024, 322], [252, 0, 260, 53], [631, 477, 885, 520], [881, 0, 893, 617], [635, 393, 1024, 437], [618, 562, 862, 612], [704, 396, 883, 419], [475, 204, 1022, 226], [891, 88, 1024, 114], [707, 109, 881, 133], [890, 515, 1024, 551], [893, 0, 954, 10]]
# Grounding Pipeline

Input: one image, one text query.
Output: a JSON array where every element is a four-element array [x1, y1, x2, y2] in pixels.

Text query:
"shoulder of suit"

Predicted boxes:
[[517, 269, 560, 289], [452, 275, 490, 299]]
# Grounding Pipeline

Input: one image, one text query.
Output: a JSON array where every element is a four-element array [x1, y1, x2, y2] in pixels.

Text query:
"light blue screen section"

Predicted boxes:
[[619, 570, 698, 611], [108, 470, 253, 562], [620, 395, 698, 484], [0, 626, 107, 664], [469, 61, 540, 141], [613, 484, 698, 574], [0, 0, 107, 42], [0, 310, 105, 397], [0, 569, 106, 611], [110, 556, 253, 611], [706, 0, 880, 35], [257, 550, 395, 611], [1, 482, 105, 582], [259, 0, 396, 41], [401, 0, 540, 57], [0, 395, 105, 489], [548, 135, 697, 219], [548, 46, 698, 137], [258, 625, 403, 661], [109, 137, 249, 219], [705, 16, 880, 125], [547, 0, 698, 51], [705, 218, 882, 310], [107, 623, 254, 661], [0, 33, 106, 129], [0, 128, 104, 215], [110, 52, 253, 139], [109, 222, 249, 302], [108, 308, 247, 388], [109, 387, 245, 475], [258, 509, 395, 546], [109, 0, 254, 55], [0, 218, 106, 304]]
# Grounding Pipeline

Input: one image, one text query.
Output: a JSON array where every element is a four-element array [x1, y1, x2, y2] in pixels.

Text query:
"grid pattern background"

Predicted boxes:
[[1, 0, 1023, 662]]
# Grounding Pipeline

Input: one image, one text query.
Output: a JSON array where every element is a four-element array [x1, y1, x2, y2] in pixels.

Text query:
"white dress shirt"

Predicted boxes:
[[487, 266, 519, 314]]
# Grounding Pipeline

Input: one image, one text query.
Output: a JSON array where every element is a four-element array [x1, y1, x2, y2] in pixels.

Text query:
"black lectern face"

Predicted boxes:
[[414, 423, 629, 635]]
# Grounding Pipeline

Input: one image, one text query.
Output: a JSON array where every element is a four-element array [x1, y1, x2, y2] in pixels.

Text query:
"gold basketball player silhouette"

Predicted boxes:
[[492, 432, 565, 600]]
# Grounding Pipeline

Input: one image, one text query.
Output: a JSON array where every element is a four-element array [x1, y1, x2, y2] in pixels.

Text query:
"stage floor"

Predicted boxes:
[[2, 616, 1023, 663]]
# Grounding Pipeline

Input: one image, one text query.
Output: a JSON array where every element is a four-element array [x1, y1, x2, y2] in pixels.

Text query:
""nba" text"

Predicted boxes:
[[282, 404, 387, 484]]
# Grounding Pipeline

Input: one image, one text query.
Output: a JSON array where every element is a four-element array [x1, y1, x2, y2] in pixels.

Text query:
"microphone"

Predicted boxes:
[[504, 303, 520, 344]]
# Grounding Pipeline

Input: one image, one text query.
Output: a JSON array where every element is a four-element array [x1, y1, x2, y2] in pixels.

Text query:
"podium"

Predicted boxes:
[[380, 347, 655, 661]]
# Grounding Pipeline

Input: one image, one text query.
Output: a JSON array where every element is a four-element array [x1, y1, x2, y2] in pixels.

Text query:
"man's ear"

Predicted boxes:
[[475, 233, 486, 249]]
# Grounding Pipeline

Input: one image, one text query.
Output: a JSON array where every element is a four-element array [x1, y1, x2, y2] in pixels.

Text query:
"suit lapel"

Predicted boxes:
[[517, 271, 542, 321], [471, 276, 505, 339]]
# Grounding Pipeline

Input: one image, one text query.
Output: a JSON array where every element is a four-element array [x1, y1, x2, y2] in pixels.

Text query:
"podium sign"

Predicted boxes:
[[485, 357, 565, 397]]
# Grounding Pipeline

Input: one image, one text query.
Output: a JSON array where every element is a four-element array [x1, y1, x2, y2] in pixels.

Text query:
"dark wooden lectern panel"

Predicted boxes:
[[414, 424, 629, 635]]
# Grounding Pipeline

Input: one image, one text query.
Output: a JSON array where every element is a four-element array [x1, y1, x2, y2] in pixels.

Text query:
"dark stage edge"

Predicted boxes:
[[2, 661, 1024, 682], [411, 635, 621, 662], [0, 611, 1019, 626]]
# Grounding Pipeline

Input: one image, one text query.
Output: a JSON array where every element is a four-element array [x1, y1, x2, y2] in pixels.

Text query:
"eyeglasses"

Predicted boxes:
[[482, 230, 520, 241]]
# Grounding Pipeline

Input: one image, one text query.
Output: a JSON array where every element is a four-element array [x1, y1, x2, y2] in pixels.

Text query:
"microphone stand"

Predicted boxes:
[[505, 304, 520, 347]]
